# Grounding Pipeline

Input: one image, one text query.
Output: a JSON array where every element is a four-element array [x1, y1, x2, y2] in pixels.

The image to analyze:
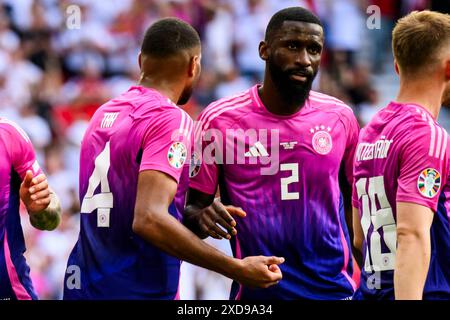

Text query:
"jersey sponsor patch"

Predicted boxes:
[[280, 141, 298, 150], [167, 142, 187, 169], [417, 168, 441, 198]]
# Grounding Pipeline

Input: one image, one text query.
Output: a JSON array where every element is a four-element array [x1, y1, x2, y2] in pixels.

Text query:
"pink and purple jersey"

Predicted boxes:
[[63, 86, 193, 299], [189, 85, 360, 299], [0, 118, 42, 300], [352, 102, 450, 300]]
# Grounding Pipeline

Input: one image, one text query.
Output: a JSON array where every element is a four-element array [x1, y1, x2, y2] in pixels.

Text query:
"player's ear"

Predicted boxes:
[[445, 58, 450, 80], [188, 55, 200, 78], [259, 41, 269, 61], [394, 60, 400, 75]]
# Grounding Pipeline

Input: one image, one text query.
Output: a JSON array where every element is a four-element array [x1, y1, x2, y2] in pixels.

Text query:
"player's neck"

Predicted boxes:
[[396, 78, 444, 119], [258, 84, 304, 116], [138, 76, 182, 104]]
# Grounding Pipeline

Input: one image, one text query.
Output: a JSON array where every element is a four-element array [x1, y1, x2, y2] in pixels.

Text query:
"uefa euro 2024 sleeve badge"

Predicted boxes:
[[310, 125, 333, 155], [167, 142, 187, 169], [417, 168, 441, 198]]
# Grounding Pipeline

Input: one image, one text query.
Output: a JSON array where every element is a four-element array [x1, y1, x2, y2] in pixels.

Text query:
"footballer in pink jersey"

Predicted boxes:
[[0, 118, 61, 300], [185, 7, 360, 300], [352, 11, 450, 300], [64, 18, 283, 300]]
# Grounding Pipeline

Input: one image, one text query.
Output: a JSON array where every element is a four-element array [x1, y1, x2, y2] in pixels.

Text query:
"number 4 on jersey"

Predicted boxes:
[[81, 142, 113, 227]]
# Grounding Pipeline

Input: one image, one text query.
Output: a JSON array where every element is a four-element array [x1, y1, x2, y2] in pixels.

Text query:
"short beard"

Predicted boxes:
[[267, 58, 315, 107]]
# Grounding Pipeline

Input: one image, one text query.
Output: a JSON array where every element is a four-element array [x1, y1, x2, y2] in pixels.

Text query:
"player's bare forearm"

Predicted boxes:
[[29, 192, 61, 231], [135, 203, 235, 276], [394, 202, 433, 300], [135, 205, 283, 288], [135, 172, 233, 271], [394, 232, 430, 299], [134, 170, 284, 288]]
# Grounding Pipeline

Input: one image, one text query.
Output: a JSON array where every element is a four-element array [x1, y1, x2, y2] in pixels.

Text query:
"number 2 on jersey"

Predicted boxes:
[[280, 163, 300, 200], [80, 142, 113, 227], [356, 176, 396, 272]]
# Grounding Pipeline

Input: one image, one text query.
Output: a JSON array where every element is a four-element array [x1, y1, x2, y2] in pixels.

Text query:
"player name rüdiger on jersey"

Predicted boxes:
[[356, 138, 393, 161]]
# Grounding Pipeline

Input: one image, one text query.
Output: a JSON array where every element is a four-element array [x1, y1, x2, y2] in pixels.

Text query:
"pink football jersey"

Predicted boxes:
[[190, 85, 360, 299], [352, 102, 450, 300], [65, 86, 193, 299], [0, 118, 42, 300]]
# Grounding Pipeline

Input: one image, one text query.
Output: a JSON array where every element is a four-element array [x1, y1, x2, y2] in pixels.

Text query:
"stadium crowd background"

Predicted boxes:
[[0, 0, 449, 300]]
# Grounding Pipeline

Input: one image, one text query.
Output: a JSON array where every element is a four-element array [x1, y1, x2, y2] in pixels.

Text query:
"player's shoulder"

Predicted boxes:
[[130, 89, 183, 118], [308, 91, 356, 121], [394, 103, 446, 137], [107, 85, 185, 120], [197, 88, 253, 130], [135, 98, 194, 142], [0, 117, 30, 143], [395, 104, 448, 157]]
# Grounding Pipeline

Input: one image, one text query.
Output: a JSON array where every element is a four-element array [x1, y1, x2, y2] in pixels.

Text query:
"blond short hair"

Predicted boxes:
[[392, 10, 450, 75]]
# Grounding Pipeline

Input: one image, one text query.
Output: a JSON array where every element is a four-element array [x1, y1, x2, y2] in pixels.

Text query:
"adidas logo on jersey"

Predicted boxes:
[[245, 141, 269, 157]]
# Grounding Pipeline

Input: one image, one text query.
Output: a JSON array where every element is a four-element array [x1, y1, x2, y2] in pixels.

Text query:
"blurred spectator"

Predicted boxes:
[[33, 212, 79, 300], [214, 68, 253, 99], [233, 0, 270, 82], [369, 0, 396, 72], [46, 145, 78, 212], [17, 102, 52, 164], [358, 88, 381, 126], [55, 2, 113, 76], [346, 64, 375, 109], [63, 119, 88, 184], [202, 0, 234, 75], [0, 9, 19, 52], [322, 0, 365, 68], [179, 238, 233, 300]]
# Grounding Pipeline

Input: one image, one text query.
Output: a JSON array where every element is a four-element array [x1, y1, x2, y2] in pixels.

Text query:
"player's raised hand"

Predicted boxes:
[[197, 198, 246, 240], [20, 170, 51, 214], [235, 256, 284, 288]]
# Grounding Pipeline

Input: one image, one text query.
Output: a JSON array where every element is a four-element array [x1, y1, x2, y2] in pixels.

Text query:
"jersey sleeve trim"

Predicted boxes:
[[189, 179, 217, 195]]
